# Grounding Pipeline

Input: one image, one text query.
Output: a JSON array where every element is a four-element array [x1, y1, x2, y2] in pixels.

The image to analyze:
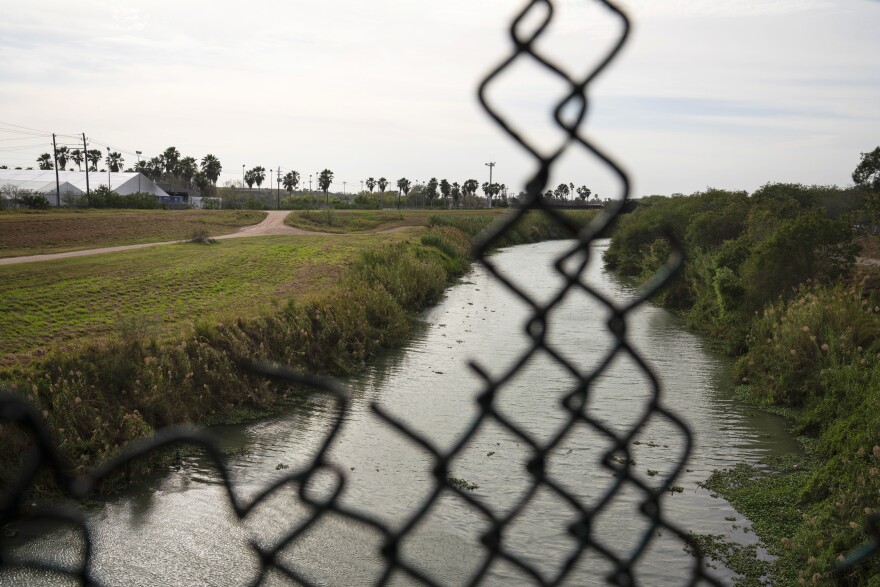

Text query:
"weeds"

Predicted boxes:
[[1, 210, 593, 494], [188, 228, 217, 244]]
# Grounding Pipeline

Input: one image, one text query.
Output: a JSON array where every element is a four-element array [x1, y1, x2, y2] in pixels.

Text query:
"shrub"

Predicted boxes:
[[19, 193, 51, 209]]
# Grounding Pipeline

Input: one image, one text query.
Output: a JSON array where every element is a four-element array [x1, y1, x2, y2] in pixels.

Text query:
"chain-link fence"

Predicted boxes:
[[3, 1, 876, 585]]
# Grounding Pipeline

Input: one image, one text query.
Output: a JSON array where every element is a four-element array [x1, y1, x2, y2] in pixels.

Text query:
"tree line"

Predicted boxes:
[[25, 146, 223, 195], [237, 167, 599, 210]]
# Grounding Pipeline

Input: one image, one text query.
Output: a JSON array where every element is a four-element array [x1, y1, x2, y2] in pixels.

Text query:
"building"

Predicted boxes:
[[0, 170, 169, 206]]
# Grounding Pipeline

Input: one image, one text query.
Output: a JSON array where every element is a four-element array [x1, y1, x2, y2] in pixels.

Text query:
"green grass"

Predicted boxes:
[[284, 209, 505, 234], [0, 233, 412, 364], [0, 209, 266, 257]]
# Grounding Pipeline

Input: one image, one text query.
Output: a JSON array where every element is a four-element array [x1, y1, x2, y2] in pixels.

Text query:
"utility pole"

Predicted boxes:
[[485, 161, 496, 208], [106, 147, 111, 190], [136, 150, 142, 192], [269, 169, 273, 199], [276, 166, 281, 209], [242, 164, 245, 187], [51, 133, 60, 207], [82, 133, 90, 196]]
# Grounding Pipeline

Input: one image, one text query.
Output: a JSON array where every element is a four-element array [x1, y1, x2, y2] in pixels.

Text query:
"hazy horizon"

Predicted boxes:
[[1, 0, 878, 199]]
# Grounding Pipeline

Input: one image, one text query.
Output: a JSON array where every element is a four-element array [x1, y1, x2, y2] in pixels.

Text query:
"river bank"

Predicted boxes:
[[604, 185, 880, 585], [0, 210, 597, 494], [0, 238, 801, 586]]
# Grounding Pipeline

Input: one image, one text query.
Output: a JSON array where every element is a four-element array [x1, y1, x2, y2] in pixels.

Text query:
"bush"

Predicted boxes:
[[21, 194, 50, 209], [66, 188, 162, 210], [0, 185, 51, 210]]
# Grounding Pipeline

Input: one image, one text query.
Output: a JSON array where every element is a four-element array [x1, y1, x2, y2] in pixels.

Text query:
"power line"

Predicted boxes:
[[0, 120, 53, 134]]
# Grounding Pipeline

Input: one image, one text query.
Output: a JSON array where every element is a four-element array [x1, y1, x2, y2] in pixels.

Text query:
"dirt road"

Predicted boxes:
[[0, 211, 414, 267]]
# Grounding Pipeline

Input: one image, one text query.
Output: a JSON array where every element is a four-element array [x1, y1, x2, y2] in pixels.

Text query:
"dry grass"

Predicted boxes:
[[0, 209, 266, 258], [856, 235, 880, 260]]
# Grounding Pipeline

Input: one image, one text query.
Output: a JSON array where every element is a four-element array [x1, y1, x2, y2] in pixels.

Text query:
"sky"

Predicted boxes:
[[0, 0, 877, 199]]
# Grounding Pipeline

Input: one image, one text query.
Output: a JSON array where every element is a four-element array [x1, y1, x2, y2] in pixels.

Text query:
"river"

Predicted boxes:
[[1, 239, 799, 586]]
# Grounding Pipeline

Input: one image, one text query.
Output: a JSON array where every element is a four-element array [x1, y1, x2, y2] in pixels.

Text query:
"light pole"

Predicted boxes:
[[135, 150, 142, 192], [309, 174, 312, 191], [242, 164, 245, 188], [485, 161, 495, 208], [107, 147, 111, 190]]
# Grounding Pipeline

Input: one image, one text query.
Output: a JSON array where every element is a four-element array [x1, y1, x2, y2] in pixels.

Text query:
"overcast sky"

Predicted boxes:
[[1, 0, 877, 198]]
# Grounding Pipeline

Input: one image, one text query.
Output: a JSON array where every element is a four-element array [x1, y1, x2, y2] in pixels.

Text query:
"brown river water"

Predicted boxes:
[[1, 239, 799, 585]]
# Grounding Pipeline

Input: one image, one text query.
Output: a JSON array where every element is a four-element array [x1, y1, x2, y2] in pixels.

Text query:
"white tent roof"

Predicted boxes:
[[0, 170, 168, 199]]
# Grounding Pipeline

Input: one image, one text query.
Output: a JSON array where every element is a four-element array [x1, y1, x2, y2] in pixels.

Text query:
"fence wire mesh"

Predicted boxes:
[[3, 1, 873, 585]]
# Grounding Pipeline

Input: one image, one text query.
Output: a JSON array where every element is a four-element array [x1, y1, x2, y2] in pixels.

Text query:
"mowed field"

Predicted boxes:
[[0, 209, 266, 258], [284, 209, 505, 233], [0, 232, 415, 365]]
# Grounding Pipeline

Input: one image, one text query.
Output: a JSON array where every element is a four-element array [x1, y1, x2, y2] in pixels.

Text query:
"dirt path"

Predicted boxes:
[[0, 211, 416, 267]]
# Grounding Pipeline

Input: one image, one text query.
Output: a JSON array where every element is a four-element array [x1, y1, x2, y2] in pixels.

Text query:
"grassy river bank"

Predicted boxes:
[[0, 210, 597, 495], [604, 184, 880, 586]]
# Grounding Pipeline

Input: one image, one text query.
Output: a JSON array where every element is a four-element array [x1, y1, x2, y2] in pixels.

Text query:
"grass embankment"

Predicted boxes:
[[0, 234, 410, 366], [0, 209, 265, 257], [0, 209, 596, 493], [604, 184, 879, 585], [283, 208, 505, 234]]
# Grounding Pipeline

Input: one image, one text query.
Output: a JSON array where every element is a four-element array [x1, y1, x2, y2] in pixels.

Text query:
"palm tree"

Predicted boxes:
[[576, 186, 591, 206], [55, 146, 69, 171], [252, 166, 266, 189], [365, 177, 376, 193], [161, 147, 181, 176], [86, 149, 102, 172], [318, 169, 334, 206], [146, 157, 163, 181], [451, 182, 461, 209], [396, 177, 411, 210], [69, 149, 84, 171], [282, 171, 300, 192], [440, 179, 451, 202], [555, 183, 570, 201], [426, 177, 439, 209], [463, 179, 479, 197], [193, 170, 211, 195], [105, 151, 125, 172], [244, 170, 256, 189], [36, 153, 53, 170], [378, 177, 388, 192], [200, 154, 222, 184], [175, 156, 198, 187]]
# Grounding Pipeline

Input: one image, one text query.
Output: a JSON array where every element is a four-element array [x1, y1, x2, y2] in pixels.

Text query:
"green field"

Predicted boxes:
[[0, 209, 266, 257], [284, 208, 505, 233], [0, 232, 414, 365]]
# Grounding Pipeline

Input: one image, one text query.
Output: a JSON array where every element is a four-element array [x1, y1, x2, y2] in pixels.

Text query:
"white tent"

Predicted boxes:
[[0, 170, 168, 205]]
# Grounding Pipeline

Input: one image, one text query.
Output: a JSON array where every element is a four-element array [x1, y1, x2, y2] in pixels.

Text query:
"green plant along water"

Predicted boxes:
[[0, 239, 801, 586], [604, 183, 880, 585], [0, 210, 597, 491]]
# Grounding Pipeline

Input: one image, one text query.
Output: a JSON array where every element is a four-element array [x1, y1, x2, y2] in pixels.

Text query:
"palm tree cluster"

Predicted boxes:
[[244, 166, 266, 189], [131, 147, 222, 194], [381, 176, 485, 209], [543, 183, 597, 205]]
